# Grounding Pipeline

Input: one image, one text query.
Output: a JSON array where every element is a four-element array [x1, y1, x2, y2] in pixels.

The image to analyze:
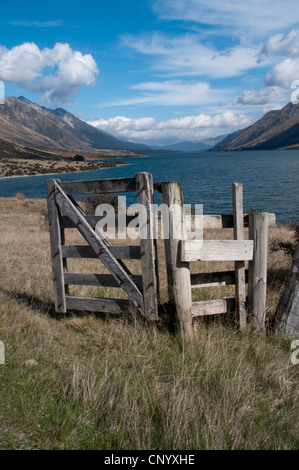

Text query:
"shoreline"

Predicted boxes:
[[0, 161, 128, 180]]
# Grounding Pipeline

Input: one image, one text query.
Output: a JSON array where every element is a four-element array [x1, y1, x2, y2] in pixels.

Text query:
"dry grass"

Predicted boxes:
[[0, 197, 298, 450]]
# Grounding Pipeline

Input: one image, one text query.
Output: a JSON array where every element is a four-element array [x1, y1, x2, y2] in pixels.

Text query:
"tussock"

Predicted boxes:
[[0, 197, 298, 450]]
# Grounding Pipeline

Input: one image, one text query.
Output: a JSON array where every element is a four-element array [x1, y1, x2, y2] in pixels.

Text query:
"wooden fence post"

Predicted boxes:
[[46, 179, 67, 313], [161, 182, 193, 338], [136, 172, 159, 320], [248, 212, 268, 331], [232, 183, 247, 330]]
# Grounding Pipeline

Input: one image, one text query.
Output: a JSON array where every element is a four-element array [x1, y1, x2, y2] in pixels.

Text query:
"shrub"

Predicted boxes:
[[270, 220, 299, 257], [16, 193, 26, 201]]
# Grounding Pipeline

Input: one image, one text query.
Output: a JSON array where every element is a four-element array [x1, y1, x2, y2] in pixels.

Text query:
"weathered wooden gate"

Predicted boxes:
[[46, 172, 159, 320]]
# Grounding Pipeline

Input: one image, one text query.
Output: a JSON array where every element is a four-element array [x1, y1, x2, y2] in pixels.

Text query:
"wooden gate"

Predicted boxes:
[[46, 172, 159, 320]]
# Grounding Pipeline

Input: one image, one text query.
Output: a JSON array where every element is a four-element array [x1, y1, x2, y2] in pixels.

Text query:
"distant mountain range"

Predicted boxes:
[[0, 97, 150, 158], [214, 102, 299, 151], [152, 135, 228, 152], [1, 97, 299, 160]]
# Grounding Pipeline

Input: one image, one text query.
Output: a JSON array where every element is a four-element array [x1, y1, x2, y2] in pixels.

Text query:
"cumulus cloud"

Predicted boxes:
[[0, 42, 99, 105], [237, 86, 288, 105], [265, 58, 299, 87], [88, 112, 252, 144], [262, 30, 299, 57]]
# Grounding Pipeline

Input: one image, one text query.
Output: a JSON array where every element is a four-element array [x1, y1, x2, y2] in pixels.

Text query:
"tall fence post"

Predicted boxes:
[[161, 182, 193, 338], [46, 179, 67, 313], [136, 172, 159, 320], [232, 183, 247, 330], [248, 212, 268, 331]]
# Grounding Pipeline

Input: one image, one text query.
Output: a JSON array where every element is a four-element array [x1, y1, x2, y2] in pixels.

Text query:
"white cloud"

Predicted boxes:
[[237, 86, 288, 105], [101, 80, 226, 107], [11, 20, 63, 28], [0, 42, 99, 105], [152, 0, 299, 39], [121, 33, 264, 78], [265, 58, 299, 87], [262, 30, 299, 57], [88, 112, 252, 144]]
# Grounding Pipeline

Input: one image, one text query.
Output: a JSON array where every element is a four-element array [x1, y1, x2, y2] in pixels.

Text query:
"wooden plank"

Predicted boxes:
[[60, 215, 138, 229], [136, 172, 159, 320], [59, 177, 136, 194], [66, 296, 132, 314], [46, 179, 66, 313], [161, 181, 193, 338], [61, 244, 142, 260], [191, 270, 249, 288], [192, 298, 235, 317], [248, 212, 268, 331], [181, 239, 254, 262], [201, 213, 276, 229], [53, 181, 144, 313], [64, 272, 143, 290], [233, 183, 247, 330]]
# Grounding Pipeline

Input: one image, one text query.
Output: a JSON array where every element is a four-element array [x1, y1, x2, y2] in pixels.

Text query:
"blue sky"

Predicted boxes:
[[1, 0, 299, 144]]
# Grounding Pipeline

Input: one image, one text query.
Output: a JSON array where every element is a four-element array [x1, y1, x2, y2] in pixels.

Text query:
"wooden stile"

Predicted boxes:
[[47, 173, 271, 334]]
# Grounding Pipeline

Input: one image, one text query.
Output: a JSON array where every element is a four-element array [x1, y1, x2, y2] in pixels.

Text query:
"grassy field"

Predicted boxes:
[[0, 196, 298, 450]]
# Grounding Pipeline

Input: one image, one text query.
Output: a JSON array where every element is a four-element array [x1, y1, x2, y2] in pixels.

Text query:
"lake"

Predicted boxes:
[[0, 149, 298, 224]]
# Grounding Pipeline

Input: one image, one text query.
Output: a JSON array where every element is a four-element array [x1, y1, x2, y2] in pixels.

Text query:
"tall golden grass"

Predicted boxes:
[[0, 196, 298, 450]]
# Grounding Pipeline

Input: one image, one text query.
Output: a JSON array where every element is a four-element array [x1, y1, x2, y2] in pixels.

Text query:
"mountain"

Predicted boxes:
[[214, 102, 299, 151], [0, 97, 150, 155], [212, 130, 245, 149], [152, 135, 229, 152], [153, 141, 210, 151]]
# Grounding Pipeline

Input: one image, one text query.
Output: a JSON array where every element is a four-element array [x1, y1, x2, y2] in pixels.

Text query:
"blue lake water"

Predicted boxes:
[[0, 150, 298, 224]]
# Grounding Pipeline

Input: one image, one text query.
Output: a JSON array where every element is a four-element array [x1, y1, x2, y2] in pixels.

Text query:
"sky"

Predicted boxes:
[[1, 0, 299, 145]]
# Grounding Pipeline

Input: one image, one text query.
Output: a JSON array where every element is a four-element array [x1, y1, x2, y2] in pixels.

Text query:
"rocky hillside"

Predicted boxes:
[[0, 97, 149, 155], [215, 102, 299, 151]]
